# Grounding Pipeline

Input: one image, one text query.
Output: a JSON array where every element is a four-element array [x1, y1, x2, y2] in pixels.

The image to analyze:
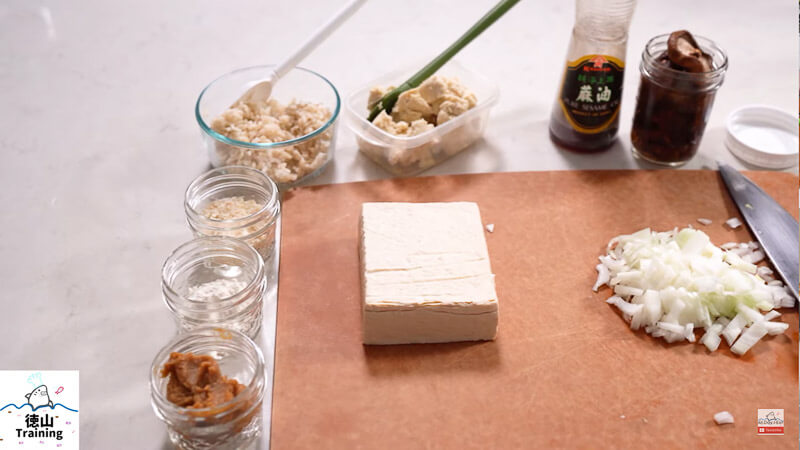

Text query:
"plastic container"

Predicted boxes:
[[150, 328, 266, 450], [345, 60, 499, 177], [196, 65, 340, 188], [161, 237, 266, 339], [725, 105, 799, 169], [185, 166, 280, 261]]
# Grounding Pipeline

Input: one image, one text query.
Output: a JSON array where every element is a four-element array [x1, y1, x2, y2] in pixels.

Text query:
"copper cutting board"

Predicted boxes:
[[272, 170, 798, 449]]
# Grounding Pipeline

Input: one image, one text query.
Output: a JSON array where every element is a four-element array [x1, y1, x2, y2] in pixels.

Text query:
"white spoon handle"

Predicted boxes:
[[273, 0, 368, 80]]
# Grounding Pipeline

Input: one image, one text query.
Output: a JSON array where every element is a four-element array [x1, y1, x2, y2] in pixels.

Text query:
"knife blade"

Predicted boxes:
[[718, 163, 799, 300]]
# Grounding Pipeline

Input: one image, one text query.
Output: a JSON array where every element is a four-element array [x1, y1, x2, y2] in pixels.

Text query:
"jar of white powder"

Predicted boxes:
[[161, 236, 266, 338], [184, 166, 280, 261]]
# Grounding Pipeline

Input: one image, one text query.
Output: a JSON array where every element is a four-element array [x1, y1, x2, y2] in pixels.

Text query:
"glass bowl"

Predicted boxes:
[[196, 65, 340, 189]]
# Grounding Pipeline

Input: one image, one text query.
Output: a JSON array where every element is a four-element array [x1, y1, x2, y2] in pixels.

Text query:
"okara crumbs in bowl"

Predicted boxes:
[[368, 75, 477, 137], [210, 99, 333, 184]]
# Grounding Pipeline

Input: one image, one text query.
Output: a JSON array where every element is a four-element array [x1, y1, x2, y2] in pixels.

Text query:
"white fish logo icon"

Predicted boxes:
[[24, 385, 54, 409]]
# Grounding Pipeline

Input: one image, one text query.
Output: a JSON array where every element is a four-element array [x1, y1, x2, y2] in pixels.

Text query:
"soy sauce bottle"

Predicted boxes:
[[549, 0, 637, 152]]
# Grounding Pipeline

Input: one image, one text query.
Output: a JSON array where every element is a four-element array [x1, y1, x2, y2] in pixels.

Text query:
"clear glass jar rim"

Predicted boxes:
[[149, 328, 265, 421], [642, 33, 728, 78], [161, 236, 265, 314], [195, 65, 341, 150], [184, 166, 280, 232]]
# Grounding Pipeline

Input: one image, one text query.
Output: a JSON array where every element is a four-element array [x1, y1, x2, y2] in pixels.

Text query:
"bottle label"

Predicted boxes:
[[558, 54, 624, 133]]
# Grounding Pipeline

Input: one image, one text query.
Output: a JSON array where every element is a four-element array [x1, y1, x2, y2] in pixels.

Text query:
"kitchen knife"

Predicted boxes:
[[718, 163, 799, 300]]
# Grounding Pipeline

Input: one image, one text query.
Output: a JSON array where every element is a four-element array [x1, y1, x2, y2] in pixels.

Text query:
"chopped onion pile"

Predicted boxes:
[[594, 228, 794, 355]]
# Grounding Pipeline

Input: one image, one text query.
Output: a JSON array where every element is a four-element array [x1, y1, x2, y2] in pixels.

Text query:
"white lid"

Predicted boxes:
[[725, 105, 798, 169]]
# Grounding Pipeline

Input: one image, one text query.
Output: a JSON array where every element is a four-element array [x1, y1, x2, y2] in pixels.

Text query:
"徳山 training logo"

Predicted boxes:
[[757, 409, 784, 435], [0, 371, 79, 449]]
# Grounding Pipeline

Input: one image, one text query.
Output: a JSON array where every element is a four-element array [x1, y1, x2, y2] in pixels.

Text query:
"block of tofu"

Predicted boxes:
[[360, 202, 498, 345]]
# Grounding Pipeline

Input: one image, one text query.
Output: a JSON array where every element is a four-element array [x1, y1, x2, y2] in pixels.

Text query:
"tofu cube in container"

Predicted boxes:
[[345, 61, 499, 177], [360, 202, 498, 345]]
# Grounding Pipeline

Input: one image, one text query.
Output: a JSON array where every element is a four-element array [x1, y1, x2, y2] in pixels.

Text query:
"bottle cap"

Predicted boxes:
[[725, 105, 798, 169]]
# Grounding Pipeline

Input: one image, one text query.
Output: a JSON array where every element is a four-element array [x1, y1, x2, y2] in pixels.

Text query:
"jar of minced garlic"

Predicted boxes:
[[184, 166, 280, 261]]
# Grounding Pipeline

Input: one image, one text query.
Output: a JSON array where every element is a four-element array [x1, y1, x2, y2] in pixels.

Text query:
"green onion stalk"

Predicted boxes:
[[367, 0, 521, 122]]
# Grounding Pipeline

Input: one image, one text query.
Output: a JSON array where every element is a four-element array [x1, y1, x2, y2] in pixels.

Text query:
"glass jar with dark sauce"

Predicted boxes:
[[631, 31, 728, 166]]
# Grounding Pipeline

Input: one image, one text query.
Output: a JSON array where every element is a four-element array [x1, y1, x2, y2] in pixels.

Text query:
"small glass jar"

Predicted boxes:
[[185, 166, 280, 262], [150, 328, 266, 450], [162, 236, 266, 338], [630, 34, 728, 166]]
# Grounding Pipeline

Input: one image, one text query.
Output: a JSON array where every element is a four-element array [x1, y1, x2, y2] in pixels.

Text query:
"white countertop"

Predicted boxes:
[[0, 0, 797, 448]]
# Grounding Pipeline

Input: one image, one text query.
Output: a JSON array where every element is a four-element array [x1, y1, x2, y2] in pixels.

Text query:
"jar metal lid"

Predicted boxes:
[[725, 105, 798, 169]]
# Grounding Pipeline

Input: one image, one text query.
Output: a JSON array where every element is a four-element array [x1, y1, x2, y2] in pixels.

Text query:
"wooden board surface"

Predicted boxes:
[[272, 170, 799, 449]]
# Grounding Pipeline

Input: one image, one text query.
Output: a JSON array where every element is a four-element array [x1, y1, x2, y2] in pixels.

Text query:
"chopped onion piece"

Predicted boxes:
[[684, 323, 695, 342], [723, 252, 757, 274], [720, 242, 738, 250], [763, 310, 781, 321], [702, 334, 721, 352], [629, 309, 645, 330], [730, 322, 768, 355], [757, 266, 775, 282], [593, 263, 610, 292], [696, 218, 712, 226], [714, 411, 734, 425], [770, 286, 795, 308], [653, 330, 667, 339], [700, 320, 727, 351], [722, 313, 747, 346], [725, 217, 743, 229], [662, 299, 685, 323], [610, 270, 642, 286], [676, 228, 710, 254], [742, 250, 765, 264], [485, 223, 494, 233], [715, 317, 731, 327], [730, 246, 750, 257], [764, 321, 789, 336], [607, 297, 643, 318], [736, 304, 763, 324], [641, 290, 662, 325], [614, 285, 643, 297], [657, 321, 685, 335], [757, 266, 773, 275]]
